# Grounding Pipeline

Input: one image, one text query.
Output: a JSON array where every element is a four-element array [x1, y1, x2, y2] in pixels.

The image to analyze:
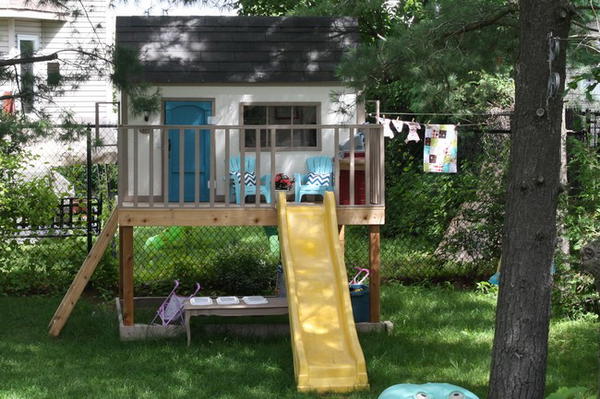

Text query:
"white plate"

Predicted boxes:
[[216, 296, 240, 305], [190, 297, 213, 306], [242, 296, 268, 305]]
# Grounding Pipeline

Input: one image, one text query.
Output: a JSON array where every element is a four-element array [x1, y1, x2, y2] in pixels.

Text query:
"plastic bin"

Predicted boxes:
[[276, 265, 287, 297], [349, 284, 370, 322]]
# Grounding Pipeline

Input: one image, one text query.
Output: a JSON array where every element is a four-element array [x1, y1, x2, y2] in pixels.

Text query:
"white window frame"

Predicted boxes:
[[240, 102, 322, 152], [17, 34, 40, 113], [17, 34, 40, 52]]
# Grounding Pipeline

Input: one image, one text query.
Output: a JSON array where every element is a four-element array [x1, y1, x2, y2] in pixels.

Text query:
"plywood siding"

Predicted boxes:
[[125, 85, 358, 198]]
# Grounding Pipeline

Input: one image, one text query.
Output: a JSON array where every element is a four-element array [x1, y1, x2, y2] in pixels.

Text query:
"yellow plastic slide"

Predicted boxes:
[[277, 191, 369, 392]]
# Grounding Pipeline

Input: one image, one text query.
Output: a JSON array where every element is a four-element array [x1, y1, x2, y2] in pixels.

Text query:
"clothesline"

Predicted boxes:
[[368, 111, 513, 117]]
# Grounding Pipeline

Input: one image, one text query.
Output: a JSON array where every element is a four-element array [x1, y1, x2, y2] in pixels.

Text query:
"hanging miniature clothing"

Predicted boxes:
[[376, 117, 396, 138], [423, 124, 457, 173], [405, 121, 421, 143], [390, 120, 403, 135]]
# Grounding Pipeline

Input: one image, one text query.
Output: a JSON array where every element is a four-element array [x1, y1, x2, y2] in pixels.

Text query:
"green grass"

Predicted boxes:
[[0, 284, 597, 399]]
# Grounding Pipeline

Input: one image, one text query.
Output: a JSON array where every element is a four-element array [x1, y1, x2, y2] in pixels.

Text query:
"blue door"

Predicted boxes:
[[165, 101, 212, 202]]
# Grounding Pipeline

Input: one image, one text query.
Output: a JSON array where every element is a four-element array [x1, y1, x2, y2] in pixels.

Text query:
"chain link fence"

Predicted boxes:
[[0, 125, 119, 295], [1, 116, 597, 310]]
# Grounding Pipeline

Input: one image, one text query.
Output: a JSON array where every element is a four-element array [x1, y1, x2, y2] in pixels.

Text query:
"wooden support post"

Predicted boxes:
[[120, 226, 134, 326], [369, 225, 381, 322], [338, 225, 345, 264]]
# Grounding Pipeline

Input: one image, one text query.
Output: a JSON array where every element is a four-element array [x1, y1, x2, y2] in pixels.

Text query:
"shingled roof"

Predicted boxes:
[[115, 16, 359, 84]]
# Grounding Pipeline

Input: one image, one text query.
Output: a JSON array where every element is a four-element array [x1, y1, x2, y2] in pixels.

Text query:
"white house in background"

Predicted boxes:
[[0, 0, 116, 123], [116, 16, 370, 203]]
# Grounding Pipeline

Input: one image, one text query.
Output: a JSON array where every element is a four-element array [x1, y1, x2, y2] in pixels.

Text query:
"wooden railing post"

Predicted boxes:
[[179, 128, 184, 206], [149, 129, 155, 207], [162, 128, 169, 207], [224, 129, 231, 206], [255, 128, 261, 207], [240, 128, 246, 206], [210, 127, 216, 206], [194, 128, 200, 206], [133, 128, 138, 207]]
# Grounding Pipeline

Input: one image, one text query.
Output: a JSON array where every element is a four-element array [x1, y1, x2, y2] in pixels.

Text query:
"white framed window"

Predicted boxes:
[[17, 34, 39, 113], [241, 103, 321, 151], [17, 34, 40, 52]]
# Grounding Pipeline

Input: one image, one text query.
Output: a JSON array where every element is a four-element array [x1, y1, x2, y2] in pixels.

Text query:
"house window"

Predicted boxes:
[[17, 35, 39, 113], [242, 104, 319, 150], [47, 62, 60, 86]]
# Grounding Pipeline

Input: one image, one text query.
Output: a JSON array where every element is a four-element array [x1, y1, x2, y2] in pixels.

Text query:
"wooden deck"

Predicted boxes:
[[117, 205, 385, 226]]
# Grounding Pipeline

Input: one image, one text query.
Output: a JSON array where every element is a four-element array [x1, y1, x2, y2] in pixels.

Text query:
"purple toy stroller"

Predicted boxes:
[[151, 280, 201, 326]]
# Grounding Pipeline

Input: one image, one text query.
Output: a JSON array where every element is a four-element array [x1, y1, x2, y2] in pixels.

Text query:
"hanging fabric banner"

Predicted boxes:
[[423, 124, 457, 173]]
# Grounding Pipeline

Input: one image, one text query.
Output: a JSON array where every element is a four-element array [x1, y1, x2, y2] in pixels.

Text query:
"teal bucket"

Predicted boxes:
[[350, 284, 370, 323]]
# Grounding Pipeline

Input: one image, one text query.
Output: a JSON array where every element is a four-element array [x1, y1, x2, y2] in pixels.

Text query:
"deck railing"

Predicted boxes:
[[117, 124, 384, 208]]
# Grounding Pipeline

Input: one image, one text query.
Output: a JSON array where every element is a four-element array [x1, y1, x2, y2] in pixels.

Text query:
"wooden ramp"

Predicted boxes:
[[48, 208, 119, 337]]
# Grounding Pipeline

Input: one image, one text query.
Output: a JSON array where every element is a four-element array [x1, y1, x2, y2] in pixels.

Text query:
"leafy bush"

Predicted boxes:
[[564, 137, 599, 251], [0, 144, 60, 238], [0, 237, 117, 296], [201, 250, 277, 296], [553, 138, 600, 319]]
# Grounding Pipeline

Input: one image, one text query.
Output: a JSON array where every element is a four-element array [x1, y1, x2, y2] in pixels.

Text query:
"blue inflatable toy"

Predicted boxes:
[[378, 383, 479, 399]]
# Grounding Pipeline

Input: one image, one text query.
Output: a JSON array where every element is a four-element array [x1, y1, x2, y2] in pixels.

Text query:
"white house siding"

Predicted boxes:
[[0, 20, 9, 57], [125, 85, 360, 199], [0, 0, 116, 123]]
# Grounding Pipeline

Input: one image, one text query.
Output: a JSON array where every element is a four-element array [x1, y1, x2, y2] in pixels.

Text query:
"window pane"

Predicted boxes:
[[293, 106, 318, 147], [19, 40, 35, 113], [244, 106, 266, 125], [294, 106, 317, 125], [269, 106, 291, 125], [244, 129, 269, 147], [275, 129, 292, 147], [47, 62, 60, 86], [293, 129, 317, 147], [244, 106, 266, 147], [244, 128, 257, 147], [20, 40, 34, 57]]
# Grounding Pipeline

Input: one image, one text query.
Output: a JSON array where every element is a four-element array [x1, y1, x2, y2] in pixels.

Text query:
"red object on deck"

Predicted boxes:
[[2, 92, 15, 114], [339, 169, 366, 205]]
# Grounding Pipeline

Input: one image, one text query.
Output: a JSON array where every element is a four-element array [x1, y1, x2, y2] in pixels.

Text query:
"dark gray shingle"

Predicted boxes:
[[116, 16, 359, 84]]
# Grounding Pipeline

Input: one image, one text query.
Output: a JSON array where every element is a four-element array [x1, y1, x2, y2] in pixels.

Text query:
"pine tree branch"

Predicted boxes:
[[0, 53, 58, 66], [0, 93, 24, 101], [443, 4, 519, 39], [0, 49, 112, 67]]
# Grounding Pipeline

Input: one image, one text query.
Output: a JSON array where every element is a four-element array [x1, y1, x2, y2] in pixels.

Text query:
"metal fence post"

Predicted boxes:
[[86, 124, 93, 253]]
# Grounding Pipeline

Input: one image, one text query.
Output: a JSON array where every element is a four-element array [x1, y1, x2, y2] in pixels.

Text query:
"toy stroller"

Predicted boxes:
[[349, 267, 370, 286], [151, 280, 201, 326]]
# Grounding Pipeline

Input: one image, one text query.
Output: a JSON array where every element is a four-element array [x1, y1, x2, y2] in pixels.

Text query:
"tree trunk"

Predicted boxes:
[[488, 1, 571, 398]]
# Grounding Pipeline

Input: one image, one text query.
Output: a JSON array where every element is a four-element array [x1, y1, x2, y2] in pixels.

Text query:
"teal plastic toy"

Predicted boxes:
[[378, 383, 479, 399]]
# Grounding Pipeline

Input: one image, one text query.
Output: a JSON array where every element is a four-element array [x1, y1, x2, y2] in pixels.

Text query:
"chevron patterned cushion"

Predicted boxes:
[[306, 172, 330, 186], [231, 171, 256, 186]]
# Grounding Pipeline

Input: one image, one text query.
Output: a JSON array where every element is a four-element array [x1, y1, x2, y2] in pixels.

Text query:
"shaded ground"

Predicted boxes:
[[0, 284, 596, 398]]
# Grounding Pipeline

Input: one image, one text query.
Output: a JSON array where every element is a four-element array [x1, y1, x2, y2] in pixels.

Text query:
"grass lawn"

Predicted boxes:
[[0, 284, 596, 399]]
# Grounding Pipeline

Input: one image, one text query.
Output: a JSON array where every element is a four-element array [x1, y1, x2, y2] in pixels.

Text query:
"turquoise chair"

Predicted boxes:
[[294, 156, 334, 202], [229, 156, 272, 204]]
